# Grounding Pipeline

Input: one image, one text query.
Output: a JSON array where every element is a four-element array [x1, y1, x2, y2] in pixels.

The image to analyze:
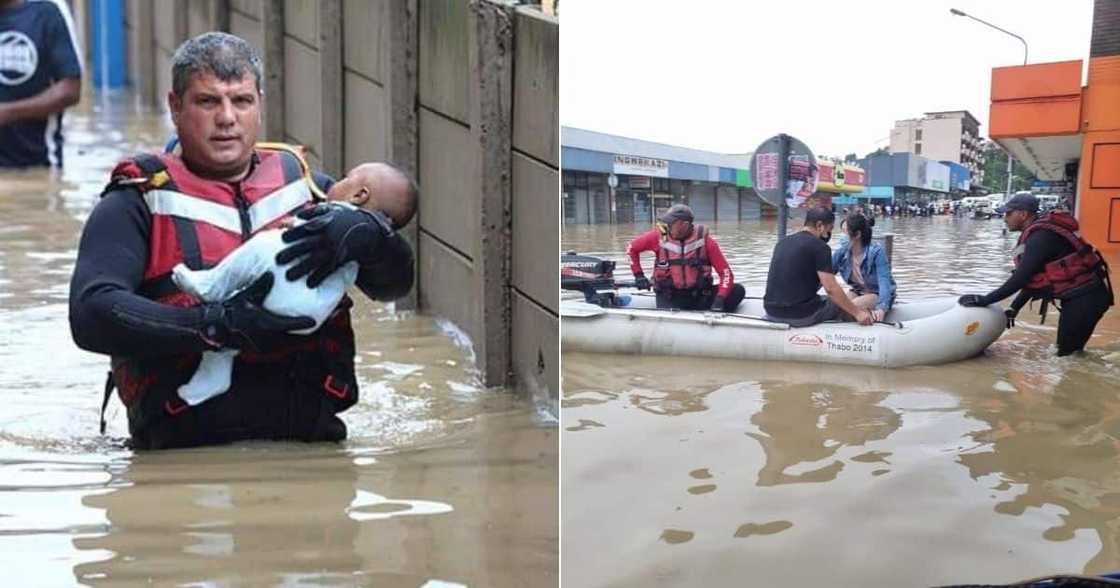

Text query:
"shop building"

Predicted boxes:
[[561, 127, 765, 224], [986, 0, 1119, 251], [854, 153, 952, 205]]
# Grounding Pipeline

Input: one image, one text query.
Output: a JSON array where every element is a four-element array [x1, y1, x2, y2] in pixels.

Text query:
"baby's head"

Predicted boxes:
[[329, 162, 418, 228]]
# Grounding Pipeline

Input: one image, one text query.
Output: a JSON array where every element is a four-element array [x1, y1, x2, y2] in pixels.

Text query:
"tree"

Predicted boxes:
[[864, 147, 888, 159], [982, 142, 1036, 194], [843, 153, 858, 163]]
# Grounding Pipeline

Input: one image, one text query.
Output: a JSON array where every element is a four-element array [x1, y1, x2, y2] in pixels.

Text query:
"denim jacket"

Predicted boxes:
[[831, 239, 897, 311]]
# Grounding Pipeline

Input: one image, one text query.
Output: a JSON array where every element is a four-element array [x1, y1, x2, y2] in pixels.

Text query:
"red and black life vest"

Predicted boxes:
[[653, 225, 713, 292], [1016, 211, 1110, 300], [102, 145, 358, 431]]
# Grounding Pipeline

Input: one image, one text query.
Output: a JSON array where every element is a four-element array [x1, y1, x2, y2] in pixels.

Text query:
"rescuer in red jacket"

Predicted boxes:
[[626, 204, 746, 312]]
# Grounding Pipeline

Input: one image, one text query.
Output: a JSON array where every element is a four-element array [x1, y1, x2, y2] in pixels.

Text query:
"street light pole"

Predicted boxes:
[[950, 8, 1029, 200]]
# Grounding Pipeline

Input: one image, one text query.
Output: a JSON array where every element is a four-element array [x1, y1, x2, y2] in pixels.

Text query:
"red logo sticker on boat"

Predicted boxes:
[[965, 321, 980, 336], [788, 334, 824, 347]]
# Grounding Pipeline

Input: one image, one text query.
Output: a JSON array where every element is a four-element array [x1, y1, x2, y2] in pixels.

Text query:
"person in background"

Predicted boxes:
[[627, 204, 746, 312], [763, 207, 873, 327], [832, 213, 896, 322], [959, 193, 1112, 356], [0, 0, 82, 167]]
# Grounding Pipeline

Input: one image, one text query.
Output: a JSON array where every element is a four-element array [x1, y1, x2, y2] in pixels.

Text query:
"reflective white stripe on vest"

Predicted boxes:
[[142, 180, 311, 235], [248, 180, 312, 232], [661, 241, 683, 254], [143, 190, 244, 234], [659, 239, 705, 255], [682, 239, 705, 254]]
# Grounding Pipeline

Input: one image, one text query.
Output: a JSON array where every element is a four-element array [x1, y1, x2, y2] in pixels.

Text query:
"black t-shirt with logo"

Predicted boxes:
[[764, 230, 834, 318], [0, 0, 82, 168]]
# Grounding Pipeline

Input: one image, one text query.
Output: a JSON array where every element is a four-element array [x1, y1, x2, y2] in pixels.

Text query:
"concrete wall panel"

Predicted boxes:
[[342, 0, 388, 84], [284, 38, 322, 156], [512, 291, 558, 408], [231, 0, 262, 19], [284, 0, 318, 48], [187, 1, 216, 37], [155, 49, 174, 111], [418, 232, 478, 345], [154, 4, 178, 52], [512, 8, 558, 167], [419, 0, 470, 123], [230, 11, 264, 56], [419, 108, 476, 258], [512, 152, 558, 313], [343, 71, 389, 171]]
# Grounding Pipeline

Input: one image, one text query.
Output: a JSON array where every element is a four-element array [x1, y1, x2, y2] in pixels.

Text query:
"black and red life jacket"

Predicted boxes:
[[653, 225, 713, 292], [1015, 211, 1111, 300], [102, 145, 359, 433]]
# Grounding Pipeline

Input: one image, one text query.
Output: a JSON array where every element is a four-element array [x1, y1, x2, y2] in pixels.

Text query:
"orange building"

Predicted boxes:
[[988, 0, 1120, 252]]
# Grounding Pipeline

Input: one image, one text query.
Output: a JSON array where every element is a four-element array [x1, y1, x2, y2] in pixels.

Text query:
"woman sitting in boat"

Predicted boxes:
[[831, 213, 896, 322]]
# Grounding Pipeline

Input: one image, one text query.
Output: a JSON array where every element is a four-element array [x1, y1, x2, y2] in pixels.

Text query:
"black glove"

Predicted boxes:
[[277, 203, 393, 288], [710, 295, 726, 312], [958, 294, 987, 307], [200, 273, 316, 351], [1004, 308, 1018, 329], [634, 274, 651, 291]]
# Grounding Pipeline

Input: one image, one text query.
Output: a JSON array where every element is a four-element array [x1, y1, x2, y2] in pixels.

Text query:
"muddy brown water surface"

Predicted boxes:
[[0, 95, 557, 587], [562, 218, 1120, 587]]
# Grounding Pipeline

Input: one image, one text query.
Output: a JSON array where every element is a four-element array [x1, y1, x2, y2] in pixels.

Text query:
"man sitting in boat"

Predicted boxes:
[[831, 213, 896, 323], [959, 193, 1113, 356], [763, 207, 874, 327], [626, 204, 746, 312]]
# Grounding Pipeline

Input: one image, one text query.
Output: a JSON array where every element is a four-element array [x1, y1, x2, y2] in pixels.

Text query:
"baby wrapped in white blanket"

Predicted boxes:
[[170, 163, 417, 406]]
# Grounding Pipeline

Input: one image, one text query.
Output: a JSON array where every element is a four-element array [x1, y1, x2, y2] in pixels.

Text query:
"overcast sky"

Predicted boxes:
[[560, 0, 1093, 159]]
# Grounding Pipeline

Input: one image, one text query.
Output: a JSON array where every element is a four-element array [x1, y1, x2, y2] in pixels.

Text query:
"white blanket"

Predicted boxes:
[[171, 229, 358, 406]]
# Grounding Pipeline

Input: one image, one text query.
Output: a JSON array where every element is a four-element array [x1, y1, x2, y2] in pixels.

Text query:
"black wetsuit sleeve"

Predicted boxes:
[[355, 233, 415, 301], [981, 230, 1073, 305], [68, 189, 213, 357]]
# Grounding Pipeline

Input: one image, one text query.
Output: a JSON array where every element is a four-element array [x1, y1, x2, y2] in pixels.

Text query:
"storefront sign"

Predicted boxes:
[[627, 176, 651, 189], [614, 154, 669, 178]]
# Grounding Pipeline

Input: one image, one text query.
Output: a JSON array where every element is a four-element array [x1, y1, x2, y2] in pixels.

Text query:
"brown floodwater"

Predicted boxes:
[[0, 93, 557, 587], [561, 218, 1120, 587]]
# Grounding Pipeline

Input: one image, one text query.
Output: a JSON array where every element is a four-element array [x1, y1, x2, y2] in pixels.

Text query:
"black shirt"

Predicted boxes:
[[0, 0, 82, 167], [764, 230, 833, 318]]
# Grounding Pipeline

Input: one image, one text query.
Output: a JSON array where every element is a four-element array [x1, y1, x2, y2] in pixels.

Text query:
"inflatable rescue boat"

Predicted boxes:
[[561, 293, 1006, 368]]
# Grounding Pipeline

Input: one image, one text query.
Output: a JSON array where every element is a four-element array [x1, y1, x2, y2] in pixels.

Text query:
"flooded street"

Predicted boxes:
[[1, 95, 557, 587], [562, 218, 1120, 586]]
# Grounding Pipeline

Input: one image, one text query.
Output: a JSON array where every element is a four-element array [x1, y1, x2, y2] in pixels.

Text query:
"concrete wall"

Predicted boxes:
[[119, 0, 559, 407]]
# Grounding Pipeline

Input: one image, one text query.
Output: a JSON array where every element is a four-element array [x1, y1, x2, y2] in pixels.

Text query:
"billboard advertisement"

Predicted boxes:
[[816, 160, 867, 193], [907, 156, 949, 192], [923, 160, 950, 192]]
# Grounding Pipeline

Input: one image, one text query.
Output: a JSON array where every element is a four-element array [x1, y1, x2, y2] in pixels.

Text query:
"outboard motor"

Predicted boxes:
[[561, 252, 624, 307]]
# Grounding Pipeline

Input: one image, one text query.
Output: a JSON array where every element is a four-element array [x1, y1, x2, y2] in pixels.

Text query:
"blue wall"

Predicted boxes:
[[561, 147, 612, 173], [940, 160, 970, 191], [91, 0, 126, 88]]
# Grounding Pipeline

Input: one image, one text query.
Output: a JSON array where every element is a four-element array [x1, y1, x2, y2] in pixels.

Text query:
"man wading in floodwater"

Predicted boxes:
[[68, 32, 415, 449], [959, 193, 1113, 356]]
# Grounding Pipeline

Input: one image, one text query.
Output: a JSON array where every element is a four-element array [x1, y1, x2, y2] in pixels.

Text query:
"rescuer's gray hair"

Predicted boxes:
[[171, 32, 262, 97]]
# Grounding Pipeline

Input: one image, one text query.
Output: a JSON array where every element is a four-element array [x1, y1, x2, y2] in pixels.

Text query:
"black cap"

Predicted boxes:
[[995, 193, 1039, 214], [658, 204, 694, 224]]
